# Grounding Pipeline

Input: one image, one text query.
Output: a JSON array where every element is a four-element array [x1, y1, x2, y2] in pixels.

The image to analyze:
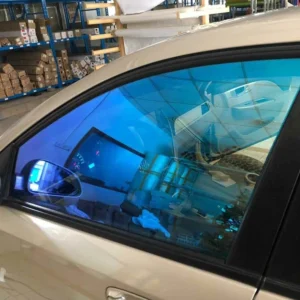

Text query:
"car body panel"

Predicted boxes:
[[256, 291, 291, 300], [0, 207, 256, 300]]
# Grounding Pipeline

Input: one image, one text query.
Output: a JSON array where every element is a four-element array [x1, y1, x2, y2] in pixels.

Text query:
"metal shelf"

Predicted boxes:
[[62, 78, 79, 85], [0, 86, 56, 103], [0, 41, 50, 52], [53, 36, 85, 43]]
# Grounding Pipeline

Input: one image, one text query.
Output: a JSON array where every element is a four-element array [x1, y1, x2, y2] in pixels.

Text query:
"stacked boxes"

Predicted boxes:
[[0, 19, 46, 46], [6, 49, 58, 89], [56, 50, 73, 81], [52, 29, 81, 40], [0, 63, 32, 98], [0, 20, 30, 44], [34, 18, 50, 42], [69, 54, 105, 78], [27, 20, 38, 43]]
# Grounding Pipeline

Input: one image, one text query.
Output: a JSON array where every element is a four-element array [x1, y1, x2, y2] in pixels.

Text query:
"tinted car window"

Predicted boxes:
[[12, 59, 300, 261]]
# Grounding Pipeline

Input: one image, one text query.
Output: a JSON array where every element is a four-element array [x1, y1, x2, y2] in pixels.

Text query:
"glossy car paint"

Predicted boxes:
[[1, 8, 300, 300], [0, 208, 256, 300]]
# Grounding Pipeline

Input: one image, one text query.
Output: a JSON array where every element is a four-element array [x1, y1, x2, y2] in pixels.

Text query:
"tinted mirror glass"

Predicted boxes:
[[28, 160, 81, 197]]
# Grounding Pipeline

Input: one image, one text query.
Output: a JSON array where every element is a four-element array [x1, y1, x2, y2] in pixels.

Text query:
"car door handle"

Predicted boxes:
[[106, 287, 149, 300]]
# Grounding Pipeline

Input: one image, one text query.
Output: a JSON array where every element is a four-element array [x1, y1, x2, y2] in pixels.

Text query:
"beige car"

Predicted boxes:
[[2, 7, 300, 300]]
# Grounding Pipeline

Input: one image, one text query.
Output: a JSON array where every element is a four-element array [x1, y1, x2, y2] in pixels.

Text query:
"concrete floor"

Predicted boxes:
[[0, 89, 60, 136]]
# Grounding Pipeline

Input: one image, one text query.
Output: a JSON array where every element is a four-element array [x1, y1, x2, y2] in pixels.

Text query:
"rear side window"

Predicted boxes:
[[12, 59, 300, 262]]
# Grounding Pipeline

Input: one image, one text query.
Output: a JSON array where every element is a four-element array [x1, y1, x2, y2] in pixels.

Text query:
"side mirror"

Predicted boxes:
[[28, 160, 82, 197]]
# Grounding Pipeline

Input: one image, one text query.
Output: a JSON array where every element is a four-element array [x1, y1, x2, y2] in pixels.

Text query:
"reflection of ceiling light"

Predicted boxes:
[[88, 163, 95, 169], [30, 182, 39, 191]]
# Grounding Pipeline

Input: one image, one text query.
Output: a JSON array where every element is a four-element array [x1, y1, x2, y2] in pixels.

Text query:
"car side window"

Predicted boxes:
[[12, 59, 300, 262]]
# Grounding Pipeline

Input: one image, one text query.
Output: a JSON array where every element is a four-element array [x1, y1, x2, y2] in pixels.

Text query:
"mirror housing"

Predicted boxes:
[[27, 160, 82, 197]]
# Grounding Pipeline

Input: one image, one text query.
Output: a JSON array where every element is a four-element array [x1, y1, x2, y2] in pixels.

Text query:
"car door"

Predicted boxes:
[[255, 143, 300, 300], [0, 46, 300, 300]]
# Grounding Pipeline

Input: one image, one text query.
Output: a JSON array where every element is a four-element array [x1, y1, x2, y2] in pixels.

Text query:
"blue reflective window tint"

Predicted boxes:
[[13, 59, 300, 261]]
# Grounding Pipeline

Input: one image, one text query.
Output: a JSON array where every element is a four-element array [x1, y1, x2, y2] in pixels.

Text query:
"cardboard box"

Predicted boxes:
[[74, 29, 81, 37], [1, 63, 14, 74], [27, 20, 36, 29], [80, 60, 87, 68], [67, 31, 74, 38], [51, 71, 58, 78], [42, 65, 50, 73], [0, 21, 30, 44], [32, 82, 36, 89], [63, 61, 70, 70], [0, 73, 9, 82], [20, 76, 31, 87], [38, 26, 48, 34], [8, 37, 23, 45], [36, 81, 45, 88], [62, 56, 69, 64], [9, 70, 18, 80], [57, 57, 62, 64], [49, 64, 57, 72], [28, 74, 44, 82], [0, 90, 6, 98], [50, 64, 57, 72], [13, 66, 43, 75], [66, 74, 73, 80], [23, 83, 33, 92], [83, 56, 91, 64], [11, 78, 20, 87], [64, 68, 71, 76], [56, 50, 68, 58], [48, 57, 55, 64], [77, 70, 83, 79], [34, 18, 51, 27], [51, 78, 58, 85], [8, 59, 45, 69], [0, 38, 11, 46], [61, 31, 67, 39], [0, 81, 3, 90], [59, 69, 65, 77], [53, 32, 61, 40], [13, 86, 22, 94], [45, 49, 53, 57], [28, 28, 36, 36], [45, 79, 51, 86], [36, 25, 49, 42], [7, 52, 48, 62], [5, 87, 14, 97], [29, 35, 38, 43], [16, 70, 26, 78], [44, 72, 52, 80], [37, 32, 50, 42]]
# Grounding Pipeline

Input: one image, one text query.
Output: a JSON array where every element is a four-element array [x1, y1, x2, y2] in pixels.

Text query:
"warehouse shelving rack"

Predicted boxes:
[[0, 0, 95, 102], [0, 0, 206, 103]]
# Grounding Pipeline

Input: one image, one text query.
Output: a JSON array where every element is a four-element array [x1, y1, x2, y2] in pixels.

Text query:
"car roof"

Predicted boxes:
[[1, 7, 300, 151]]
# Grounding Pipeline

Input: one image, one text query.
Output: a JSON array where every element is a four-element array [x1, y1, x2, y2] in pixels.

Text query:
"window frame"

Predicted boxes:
[[2, 43, 300, 288], [258, 159, 300, 299]]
